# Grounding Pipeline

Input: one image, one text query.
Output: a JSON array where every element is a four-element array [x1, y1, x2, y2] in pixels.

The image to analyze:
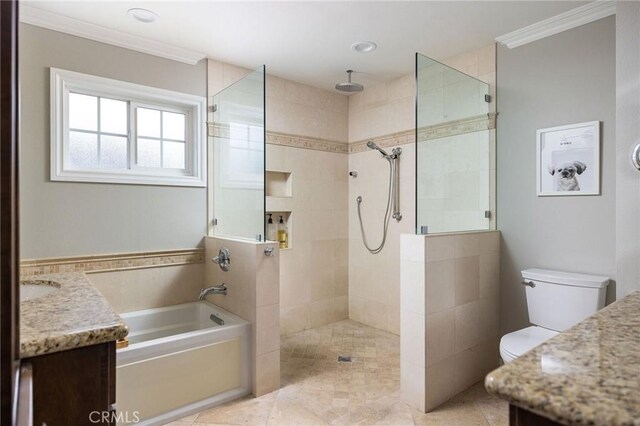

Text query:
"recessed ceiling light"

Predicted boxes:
[[351, 41, 377, 53], [127, 8, 159, 24]]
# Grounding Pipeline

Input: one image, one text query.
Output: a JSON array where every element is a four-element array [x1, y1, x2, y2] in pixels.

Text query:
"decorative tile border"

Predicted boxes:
[[417, 113, 497, 143], [349, 113, 497, 154], [208, 123, 349, 154], [208, 112, 496, 155], [20, 248, 204, 277], [349, 129, 415, 154], [267, 131, 349, 154]]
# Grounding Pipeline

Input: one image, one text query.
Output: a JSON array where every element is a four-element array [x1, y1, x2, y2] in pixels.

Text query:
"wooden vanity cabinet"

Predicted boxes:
[[27, 341, 116, 425], [510, 405, 563, 426]]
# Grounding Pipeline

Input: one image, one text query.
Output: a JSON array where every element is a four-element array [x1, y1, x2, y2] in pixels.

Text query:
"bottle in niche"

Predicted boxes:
[[266, 214, 276, 242], [277, 215, 288, 249]]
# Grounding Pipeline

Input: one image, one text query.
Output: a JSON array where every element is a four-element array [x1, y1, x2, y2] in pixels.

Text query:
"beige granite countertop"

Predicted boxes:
[[485, 291, 640, 426], [20, 273, 128, 358]]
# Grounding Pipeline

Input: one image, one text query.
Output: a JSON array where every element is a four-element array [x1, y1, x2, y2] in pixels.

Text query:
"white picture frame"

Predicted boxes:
[[536, 121, 600, 196]]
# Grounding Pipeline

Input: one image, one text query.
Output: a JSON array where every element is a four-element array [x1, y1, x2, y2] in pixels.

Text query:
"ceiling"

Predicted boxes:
[[23, 1, 585, 93]]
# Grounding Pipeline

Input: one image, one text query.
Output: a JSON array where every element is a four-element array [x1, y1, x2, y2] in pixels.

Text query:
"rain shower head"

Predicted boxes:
[[366, 140, 389, 157], [335, 70, 364, 93]]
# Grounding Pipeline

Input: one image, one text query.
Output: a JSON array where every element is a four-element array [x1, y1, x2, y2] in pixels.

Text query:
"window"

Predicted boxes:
[[219, 120, 264, 189], [51, 68, 206, 186]]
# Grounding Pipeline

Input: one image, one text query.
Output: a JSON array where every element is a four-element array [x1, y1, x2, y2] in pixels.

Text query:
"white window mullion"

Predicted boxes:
[[129, 101, 137, 171], [159, 110, 164, 168], [96, 96, 102, 167]]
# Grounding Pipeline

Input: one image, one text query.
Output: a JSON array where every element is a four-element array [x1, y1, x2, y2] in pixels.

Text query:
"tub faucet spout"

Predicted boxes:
[[199, 284, 227, 299]]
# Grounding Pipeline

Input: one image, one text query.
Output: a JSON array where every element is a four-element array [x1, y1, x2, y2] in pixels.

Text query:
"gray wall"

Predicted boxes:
[[497, 16, 616, 333], [20, 24, 207, 258], [615, 2, 640, 300]]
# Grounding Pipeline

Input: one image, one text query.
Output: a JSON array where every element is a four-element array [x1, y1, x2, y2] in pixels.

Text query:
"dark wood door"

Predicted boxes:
[[0, 0, 20, 423]]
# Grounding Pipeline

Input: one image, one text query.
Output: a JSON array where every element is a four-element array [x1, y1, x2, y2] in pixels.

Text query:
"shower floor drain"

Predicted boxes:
[[338, 355, 353, 363]]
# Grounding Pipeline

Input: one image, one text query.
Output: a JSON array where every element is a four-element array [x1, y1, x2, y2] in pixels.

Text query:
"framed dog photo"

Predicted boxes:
[[536, 121, 600, 196]]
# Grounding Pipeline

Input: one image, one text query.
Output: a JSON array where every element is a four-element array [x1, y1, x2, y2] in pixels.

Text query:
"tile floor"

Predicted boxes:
[[167, 320, 508, 426]]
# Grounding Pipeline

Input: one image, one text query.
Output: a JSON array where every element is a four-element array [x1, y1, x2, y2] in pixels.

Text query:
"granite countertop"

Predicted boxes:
[[485, 291, 640, 426], [20, 273, 128, 358]]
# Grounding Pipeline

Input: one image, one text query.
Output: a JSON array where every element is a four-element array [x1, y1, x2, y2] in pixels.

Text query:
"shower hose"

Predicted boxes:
[[356, 157, 395, 254]]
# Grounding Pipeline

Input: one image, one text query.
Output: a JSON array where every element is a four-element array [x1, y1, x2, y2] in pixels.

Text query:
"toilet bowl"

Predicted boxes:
[[499, 325, 558, 363], [500, 268, 609, 363]]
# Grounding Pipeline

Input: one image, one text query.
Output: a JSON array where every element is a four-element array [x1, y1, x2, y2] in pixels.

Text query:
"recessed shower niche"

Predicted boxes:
[[266, 171, 292, 198]]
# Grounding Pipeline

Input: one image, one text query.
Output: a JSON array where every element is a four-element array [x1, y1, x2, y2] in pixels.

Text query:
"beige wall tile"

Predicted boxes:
[[401, 234, 426, 262], [479, 291, 500, 340], [255, 244, 280, 307], [453, 345, 484, 393], [89, 263, 204, 313], [401, 361, 426, 412], [280, 304, 309, 335], [425, 260, 455, 314], [256, 304, 281, 355], [478, 231, 500, 254], [425, 357, 456, 411], [256, 321, 281, 356], [400, 260, 426, 315], [479, 252, 500, 299], [454, 256, 480, 306], [454, 300, 482, 352], [255, 350, 280, 397], [425, 309, 455, 367], [401, 309, 425, 368], [349, 296, 366, 324], [453, 233, 480, 258], [425, 236, 455, 262]]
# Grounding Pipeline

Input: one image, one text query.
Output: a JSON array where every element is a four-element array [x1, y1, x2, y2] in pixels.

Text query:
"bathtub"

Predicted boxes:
[[116, 301, 251, 426]]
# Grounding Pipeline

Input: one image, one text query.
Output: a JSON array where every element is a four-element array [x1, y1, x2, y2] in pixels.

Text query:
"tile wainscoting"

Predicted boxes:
[[20, 248, 204, 277], [20, 249, 206, 314]]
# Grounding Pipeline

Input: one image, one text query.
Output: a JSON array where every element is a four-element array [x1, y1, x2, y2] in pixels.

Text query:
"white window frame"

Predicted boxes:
[[50, 68, 206, 187]]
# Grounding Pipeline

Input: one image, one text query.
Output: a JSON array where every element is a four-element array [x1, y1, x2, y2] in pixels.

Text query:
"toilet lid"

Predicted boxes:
[[500, 326, 559, 358]]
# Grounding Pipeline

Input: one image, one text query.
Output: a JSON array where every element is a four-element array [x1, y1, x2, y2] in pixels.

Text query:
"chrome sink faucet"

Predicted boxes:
[[199, 284, 227, 299]]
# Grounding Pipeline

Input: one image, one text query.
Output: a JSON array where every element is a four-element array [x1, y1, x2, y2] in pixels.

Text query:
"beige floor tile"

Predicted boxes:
[[166, 320, 506, 426]]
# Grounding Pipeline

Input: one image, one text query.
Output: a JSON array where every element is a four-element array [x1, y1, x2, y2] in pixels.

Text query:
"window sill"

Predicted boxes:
[[51, 169, 206, 187]]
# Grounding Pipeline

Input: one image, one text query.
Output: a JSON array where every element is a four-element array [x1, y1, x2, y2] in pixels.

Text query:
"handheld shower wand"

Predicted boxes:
[[356, 141, 403, 254], [366, 141, 390, 158]]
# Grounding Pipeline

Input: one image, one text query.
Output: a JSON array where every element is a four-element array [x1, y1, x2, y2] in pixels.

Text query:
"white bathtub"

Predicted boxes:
[[116, 301, 251, 426]]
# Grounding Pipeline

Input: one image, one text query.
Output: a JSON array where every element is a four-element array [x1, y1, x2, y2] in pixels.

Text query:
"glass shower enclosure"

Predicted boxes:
[[415, 53, 492, 234], [210, 66, 266, 240]]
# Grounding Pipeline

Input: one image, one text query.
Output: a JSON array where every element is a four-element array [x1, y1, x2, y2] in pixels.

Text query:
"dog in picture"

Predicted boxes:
[[548, 161, 587, 191]]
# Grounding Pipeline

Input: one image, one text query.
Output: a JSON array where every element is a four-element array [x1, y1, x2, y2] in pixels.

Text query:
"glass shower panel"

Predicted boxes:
[[416, 53, 490, 234], [211, 66, 265, 240]]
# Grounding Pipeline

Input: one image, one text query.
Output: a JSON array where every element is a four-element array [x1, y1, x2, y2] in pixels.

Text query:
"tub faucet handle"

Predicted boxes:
[[212, 247, 230, 271]]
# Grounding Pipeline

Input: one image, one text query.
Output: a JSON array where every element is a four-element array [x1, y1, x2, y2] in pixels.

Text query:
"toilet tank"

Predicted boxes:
[[522, 268, 609, 332]]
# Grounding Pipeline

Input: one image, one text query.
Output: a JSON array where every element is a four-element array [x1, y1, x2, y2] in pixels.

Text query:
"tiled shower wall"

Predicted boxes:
[[208, 59, 350, 335], [348, 45, 496, 335], [209, 44, 496, 337], [267, 145, 350, 335]]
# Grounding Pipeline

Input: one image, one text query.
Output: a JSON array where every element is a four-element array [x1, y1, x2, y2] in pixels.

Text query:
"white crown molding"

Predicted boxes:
[[20, 4, 207, 65], [496, 1, 616, 49]]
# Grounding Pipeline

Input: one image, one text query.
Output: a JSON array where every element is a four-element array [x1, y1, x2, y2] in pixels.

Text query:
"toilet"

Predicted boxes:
[[500, 268, 609, 363]]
